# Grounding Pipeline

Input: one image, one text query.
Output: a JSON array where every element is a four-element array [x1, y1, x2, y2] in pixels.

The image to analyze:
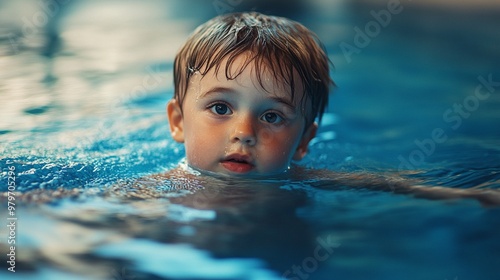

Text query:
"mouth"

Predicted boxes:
[[220, 154, 254, 173]]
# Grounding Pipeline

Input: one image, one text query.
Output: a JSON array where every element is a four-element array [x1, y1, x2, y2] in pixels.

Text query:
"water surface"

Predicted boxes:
[[1, 0, 500, 279]]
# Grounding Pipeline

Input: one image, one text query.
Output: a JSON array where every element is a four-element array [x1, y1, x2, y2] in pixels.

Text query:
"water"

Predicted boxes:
[[1, 0, 500, 279]]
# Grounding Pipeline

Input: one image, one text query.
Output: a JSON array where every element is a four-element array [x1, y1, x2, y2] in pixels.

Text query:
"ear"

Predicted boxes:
[[293, 122, 318, 161], [166, 99, 185, 143]]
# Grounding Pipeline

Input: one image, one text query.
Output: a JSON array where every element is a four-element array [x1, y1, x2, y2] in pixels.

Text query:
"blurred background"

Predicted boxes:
[[1, 1, 500, 279], [1, 0, 500, 183]]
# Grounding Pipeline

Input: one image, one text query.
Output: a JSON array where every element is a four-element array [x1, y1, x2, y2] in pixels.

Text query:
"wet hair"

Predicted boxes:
[[173, 12, 334, 125]]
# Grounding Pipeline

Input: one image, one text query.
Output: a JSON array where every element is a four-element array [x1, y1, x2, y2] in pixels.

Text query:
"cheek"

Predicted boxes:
[[185, 136, 215, 169], [184, 121, 226, 163], [258, 125, 303, 147], [257, 127, 275, 145], [257, 126, 298, 146], [193, 133, 223, 149], [258, 129, 301, 163]]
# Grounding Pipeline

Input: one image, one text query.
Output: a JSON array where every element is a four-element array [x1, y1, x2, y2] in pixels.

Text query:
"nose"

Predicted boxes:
[[231, 116, 257, 146]]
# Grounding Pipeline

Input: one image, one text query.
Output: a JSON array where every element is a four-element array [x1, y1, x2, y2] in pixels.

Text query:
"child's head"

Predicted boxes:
[[167, 12, 333, 177]]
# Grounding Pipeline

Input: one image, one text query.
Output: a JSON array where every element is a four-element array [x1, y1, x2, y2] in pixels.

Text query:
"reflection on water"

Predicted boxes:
[[1, 0, 500, 279], [2, 178, 319, 279], [3, 173, 499, 279]]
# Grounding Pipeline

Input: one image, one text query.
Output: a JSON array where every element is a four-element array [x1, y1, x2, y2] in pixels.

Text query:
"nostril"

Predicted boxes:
[[232, 134, 256, 146], [245, 137, 256, 145]]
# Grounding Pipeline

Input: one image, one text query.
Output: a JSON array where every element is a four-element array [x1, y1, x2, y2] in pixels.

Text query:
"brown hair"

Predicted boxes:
[[173, 12, 334, 125]]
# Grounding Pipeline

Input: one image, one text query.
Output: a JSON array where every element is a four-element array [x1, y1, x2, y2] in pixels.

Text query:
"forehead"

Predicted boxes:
[[197, 54, 305, 103]]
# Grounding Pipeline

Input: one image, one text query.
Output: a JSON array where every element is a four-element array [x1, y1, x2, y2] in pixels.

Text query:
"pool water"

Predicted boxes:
[[1, 0, 500, 279]]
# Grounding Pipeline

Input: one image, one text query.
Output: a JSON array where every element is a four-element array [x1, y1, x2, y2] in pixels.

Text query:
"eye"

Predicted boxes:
[[261, 112, 283, 124], [209, 103, 232, 115]]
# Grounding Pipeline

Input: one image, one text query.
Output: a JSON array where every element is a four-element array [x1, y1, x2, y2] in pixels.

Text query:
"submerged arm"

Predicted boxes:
[[297, 168, 500, 207]]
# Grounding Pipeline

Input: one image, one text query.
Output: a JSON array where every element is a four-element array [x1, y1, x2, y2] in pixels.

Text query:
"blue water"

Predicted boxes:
[[1, 1, 500, 279]]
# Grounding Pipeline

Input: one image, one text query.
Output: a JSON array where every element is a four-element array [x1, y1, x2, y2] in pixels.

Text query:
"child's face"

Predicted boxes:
[[167, 55, 317, 177]]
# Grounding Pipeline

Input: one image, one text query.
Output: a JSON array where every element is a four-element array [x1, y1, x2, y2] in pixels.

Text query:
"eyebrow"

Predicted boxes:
[[269, 96, 297, 113], [201, 86, 297, 112], [200, 86, 235, 97]]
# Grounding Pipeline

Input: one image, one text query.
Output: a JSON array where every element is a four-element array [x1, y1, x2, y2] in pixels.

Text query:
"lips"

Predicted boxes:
[[221, 154, 254, 173]]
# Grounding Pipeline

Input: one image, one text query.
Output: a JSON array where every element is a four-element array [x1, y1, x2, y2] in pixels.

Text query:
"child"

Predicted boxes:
[[161, 12, 499, 206], [167, 11, 330, 178]]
